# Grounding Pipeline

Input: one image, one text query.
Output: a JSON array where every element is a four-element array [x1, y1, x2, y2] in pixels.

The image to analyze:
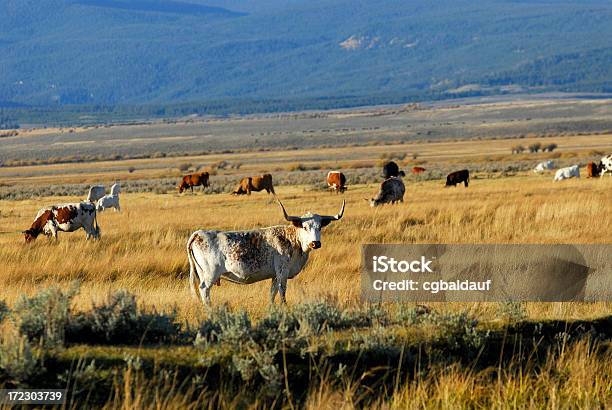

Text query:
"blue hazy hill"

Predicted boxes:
[[1, 0, 611, 107]]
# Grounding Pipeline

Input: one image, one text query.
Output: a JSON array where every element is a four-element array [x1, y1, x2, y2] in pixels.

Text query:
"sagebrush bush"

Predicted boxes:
[[12, 284, 79, 348], [292, 301, 346, 335], [0, 300, 8, 324], [498, 301, 527, 322], [0, 334, 44, 386], [427, 312, 489, 354], [66, 290, 181, 345]]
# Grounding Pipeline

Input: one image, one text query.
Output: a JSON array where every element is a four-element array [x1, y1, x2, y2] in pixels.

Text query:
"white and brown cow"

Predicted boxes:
[[187, 199, 345, 306], [600, 154, 612, 177], [326, 171, 347, 193], [23, 202, 100, 243]]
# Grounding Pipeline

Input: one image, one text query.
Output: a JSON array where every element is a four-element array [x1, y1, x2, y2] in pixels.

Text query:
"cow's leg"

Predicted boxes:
[[198, 285, 212, 306], [49, 223, 59, 240], [116, 200, 121, 212], [273, 258, 289, 304], [198, 265, 223, 307], [277, 275, 288, 304], [270, 278, 278, 305]]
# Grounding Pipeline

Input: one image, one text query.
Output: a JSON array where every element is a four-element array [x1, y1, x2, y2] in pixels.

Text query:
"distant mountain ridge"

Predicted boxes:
[[76, 0, 246, 16], [0, 0, 610, 108]]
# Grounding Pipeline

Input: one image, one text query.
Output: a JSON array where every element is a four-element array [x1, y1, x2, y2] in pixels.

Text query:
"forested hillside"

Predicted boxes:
[[0, 0, 610, 121]]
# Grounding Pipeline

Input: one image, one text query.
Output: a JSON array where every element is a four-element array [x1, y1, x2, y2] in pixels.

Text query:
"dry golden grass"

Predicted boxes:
[[1, 174, 610, 323], [375, 340, 611, 410], [45, 339, 608, 409], [1, 133, 611, 186]]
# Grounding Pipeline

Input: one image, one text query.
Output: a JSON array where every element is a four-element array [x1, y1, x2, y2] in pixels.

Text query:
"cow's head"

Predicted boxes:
[[278, 199, 345, 252], [22, 228, 40, 243], [232, 178, 249, 195]]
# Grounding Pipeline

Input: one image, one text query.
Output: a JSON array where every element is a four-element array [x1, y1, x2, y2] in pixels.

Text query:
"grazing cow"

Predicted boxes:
[[445, 169, 470, 187], [382, 161, 405, 179], [23, 202, 100, 243], [187, 199, 345, 305], [369, 176, 405, 207], [97, 195, 120, 212], [600, 154, 612, 177], [110, 182, 120, 195], [87, 185, 106, 203], [553, 165, 580, 181], [178, 172, 210, 193], [586, 162, 601, 178], [232, 174, 275, 195], [326, 171, 347, 193], [97, 183, 121, 212], [534, 160, 555, 173], [412, 166, 426, 175]]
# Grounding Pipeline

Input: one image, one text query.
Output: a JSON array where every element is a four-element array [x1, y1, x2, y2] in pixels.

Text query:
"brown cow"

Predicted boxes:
[[412, 166, 426, 174], [178, 172, 210, 193], [233, 174, 275, 195], [586, 162, 601, 178], [326, 171, 347, 194]]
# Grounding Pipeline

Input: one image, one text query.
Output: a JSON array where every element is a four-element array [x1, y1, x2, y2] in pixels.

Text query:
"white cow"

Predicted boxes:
[[534, 160, 555, 173], [187, 200, 345, 306], [600, 154, 612, 177], [553, 165, 580, 181], [96, 183, 121, 212], [87, 185, 106, 203], [110, 182, 121, 195]]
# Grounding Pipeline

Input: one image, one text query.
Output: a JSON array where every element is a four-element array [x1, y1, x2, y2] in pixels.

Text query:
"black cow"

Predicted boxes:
[[445, 169, 470, 187], [382, 161, 405, 179]]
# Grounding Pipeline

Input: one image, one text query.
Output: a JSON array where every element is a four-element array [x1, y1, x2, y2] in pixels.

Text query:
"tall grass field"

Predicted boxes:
[[0, 100, 610, 408]]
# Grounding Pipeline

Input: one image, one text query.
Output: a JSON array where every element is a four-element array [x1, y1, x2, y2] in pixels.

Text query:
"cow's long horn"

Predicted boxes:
[[277, 198, 302, 223], [323, 200, 345, 221]]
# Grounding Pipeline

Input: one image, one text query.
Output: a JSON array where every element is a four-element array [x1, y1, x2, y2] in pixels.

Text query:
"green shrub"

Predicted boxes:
[[67, 290, 181, 345], [196, 305, 250, 346], [344, 304, 390, 328], [12, 284, 79, 348], [498, 301, 527, 322], [0, 334, 44, 386], [292, 301, 346, 335], [0, 300, 8, 324], [428, 312, 489, 353]]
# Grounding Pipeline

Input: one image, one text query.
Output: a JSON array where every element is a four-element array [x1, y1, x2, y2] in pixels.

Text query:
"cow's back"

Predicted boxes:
[[382, 161, 403, 179], [87, 185, 106, 202], [377, 177, 405, 202], [327, 171, 346, 188]]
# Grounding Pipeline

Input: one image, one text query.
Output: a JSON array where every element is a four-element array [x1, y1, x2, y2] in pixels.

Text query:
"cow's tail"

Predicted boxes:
[[187, 231, 203, 299], [93, 209, 101, 239]]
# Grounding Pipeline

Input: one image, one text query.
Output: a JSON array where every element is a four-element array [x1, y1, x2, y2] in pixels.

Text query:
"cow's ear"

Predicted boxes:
[[291, 220, 303, 228]]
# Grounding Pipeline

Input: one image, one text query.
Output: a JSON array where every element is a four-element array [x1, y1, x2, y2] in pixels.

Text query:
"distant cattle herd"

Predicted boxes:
[[21, 152, 612, 306]]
